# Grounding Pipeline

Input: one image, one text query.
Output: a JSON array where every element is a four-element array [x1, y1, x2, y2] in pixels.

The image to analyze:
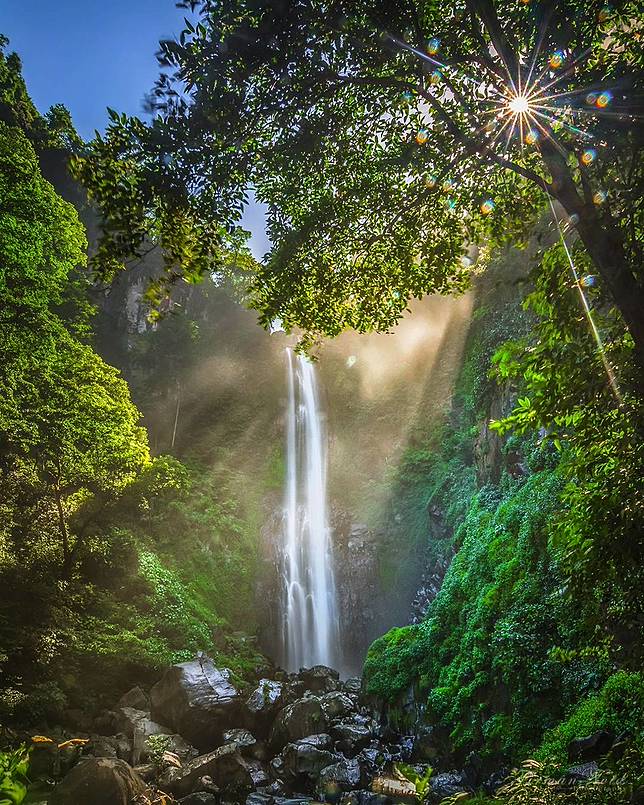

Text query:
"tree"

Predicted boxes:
[[0, 121, 150, 574], [74, 1, 642, 359]]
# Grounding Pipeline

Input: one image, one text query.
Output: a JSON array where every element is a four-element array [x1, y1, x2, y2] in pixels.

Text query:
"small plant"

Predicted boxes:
[[145, 735, 171, 766], [395, 763, 433, 802], [0, 744, 30, 805]]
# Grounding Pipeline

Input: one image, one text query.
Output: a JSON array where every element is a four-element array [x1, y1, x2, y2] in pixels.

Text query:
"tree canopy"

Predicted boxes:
[[75, 0, 642, 357], [0, 121, 150, 574]]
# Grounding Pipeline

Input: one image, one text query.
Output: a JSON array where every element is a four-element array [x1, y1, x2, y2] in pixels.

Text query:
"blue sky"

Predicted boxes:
[[2, 0, 269, 257]]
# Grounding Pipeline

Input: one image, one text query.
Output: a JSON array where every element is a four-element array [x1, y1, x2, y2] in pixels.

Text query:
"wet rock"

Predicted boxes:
[[462, 751, 483, 788], [141, 733, 198, 763], [332, 719, 375, 756], [318, 758, 363, 793], [29, 740, 60, 780], [411, 725, 440, 762], [430, 771, 471, 801], [483, 767, 510, 796], [247, 796, 313, 805], [179, 794, 219, 805], [49, 758, 148, 805], [320, 692, 355, 720], [280, 737, 340, 781], [248, 758, 271, 788], [159, 743, 254, 797], [116, 707, 171, 740], [343, 678, 362, 696], [132, 762, 157, 782], [224, 728, 257, 753], [299, 665, 340, 693], [150, 657, 242, 750], [270, 696, 328, 750], [564, 762, 599, 783], [86, 733, 133, 763], [340, 793, 393, 805], [357, 745, 392, 777], [117, 686, 150, 711], [247, 794, 274, 805], [247, 679, 285, 734], [567, 730, 615, 762]]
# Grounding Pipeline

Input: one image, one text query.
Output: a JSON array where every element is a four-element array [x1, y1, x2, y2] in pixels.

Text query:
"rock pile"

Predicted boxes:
[[38, 657, 470, 805]]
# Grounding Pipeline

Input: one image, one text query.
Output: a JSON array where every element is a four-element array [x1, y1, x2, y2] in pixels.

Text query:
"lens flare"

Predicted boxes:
[[548, 50, 564, 69], [580, 275, 597, 287], [581, 148, 597, 165], [480, 199, 495, 214], [430, 69, 442, 84], [447, 198, 457, 209], [525, 128, 539, 145], [425, 174, 437, 188], [402, 90, 414, 102], [597, 91, 612, 108], [585, 92, 598, 105], [598, 4, 613, 22], [593, 190, 607, 205], [416, 129, 429, 144], [442, 179, 454, 192], [427, 38, 440, 55], [509, 95, 530, 114]]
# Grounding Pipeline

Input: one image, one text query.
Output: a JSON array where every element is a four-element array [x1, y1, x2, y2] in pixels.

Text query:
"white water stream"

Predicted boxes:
[[281, 348, 339, 670]]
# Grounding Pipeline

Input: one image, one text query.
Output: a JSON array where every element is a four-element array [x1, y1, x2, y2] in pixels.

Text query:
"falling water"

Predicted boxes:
[[281, 348, 339, 671]]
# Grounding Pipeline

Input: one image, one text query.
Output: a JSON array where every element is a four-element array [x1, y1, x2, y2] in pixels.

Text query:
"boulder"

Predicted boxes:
[[248, 758, 270, 788], [411, 725, 440, 762], [343, 678, 362, 696], [483, 767, 510, 796], [342, 793, 393, 805], [117, 686, 150, 711], [49, 758, 148, 805], [357, 746, 391, 777], [224, 728, 257, 753], [159, 743, 255, 798], [564, 762, 600, 783], [299, 666, 340, 693], [86, 733, 132, 763], [141, 732, 198, 763], [246, 679, 284, 726], [430, 771, 471, 801], [29, 740, 60, 780], [280, 737, 341, 782], [248, 798, 313, 805], [332, 719, 375, 756], [567, 730, 615, 762], [179, 794, 219, 805], [320, 692, 355, 720], [270, 697, 328, 749], [318, 758, 363, 794], [150, 657, 242, 749], [116, 707, 171, 740]]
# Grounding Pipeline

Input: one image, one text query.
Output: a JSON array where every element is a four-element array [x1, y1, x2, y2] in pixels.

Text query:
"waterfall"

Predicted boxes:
[[281, 348, 339, 671]]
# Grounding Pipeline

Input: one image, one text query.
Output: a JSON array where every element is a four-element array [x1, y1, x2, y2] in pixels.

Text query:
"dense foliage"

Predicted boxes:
[[365, 240, 643, 763], [74, 1, 643, 361], [0, 45, 263, 724]]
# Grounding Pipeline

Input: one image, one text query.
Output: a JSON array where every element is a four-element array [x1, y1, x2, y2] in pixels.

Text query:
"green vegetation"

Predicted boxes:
[[0, 43, 264, 724], [0, 744, 30, 805], [365, 235, 643, 763], [75, 2, 642, 366], [536, 671, 644, 764]]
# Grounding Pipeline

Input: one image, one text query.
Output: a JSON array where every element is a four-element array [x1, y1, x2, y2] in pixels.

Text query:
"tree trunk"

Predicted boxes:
[[575, 213, 644, 373], [540, 146, 644, 374]]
